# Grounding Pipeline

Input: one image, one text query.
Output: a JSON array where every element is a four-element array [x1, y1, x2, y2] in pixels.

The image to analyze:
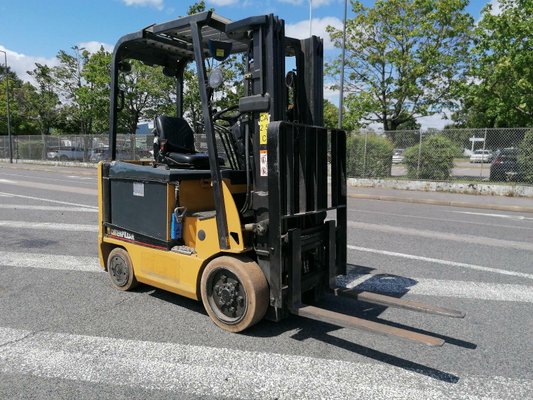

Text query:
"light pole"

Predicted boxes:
[[309, 0, 312, 37], [0, 50, 13, 163], [338, 0, 348, 130]]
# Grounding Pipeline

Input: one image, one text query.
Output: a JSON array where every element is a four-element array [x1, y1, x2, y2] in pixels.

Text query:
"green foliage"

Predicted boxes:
[[346, 133, 393, 178], [326, 0, 473, 136], [456, 0, 533, 127], [404, 134, 458, 180], [518, 129, 533, 183], [323, 100, 339, 129]]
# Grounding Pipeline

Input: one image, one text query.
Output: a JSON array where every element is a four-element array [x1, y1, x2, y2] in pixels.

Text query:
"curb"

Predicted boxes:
[[348, 193, 533, 214]]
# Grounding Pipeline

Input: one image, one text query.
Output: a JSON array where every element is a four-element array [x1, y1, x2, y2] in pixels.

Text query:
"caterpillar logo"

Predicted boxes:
[[110, 229, 135, 241]]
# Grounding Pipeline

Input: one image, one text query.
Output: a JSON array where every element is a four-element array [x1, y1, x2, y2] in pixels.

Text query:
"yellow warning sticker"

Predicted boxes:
[[259, 112, 270, 145], [216, 48, 225, 57]]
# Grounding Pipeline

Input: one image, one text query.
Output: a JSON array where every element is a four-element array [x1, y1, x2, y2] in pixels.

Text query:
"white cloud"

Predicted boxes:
[[417, 113, 450, 130], [122, 0, 164, 10], [488, 0, 502, 15], [78, 41, 114, 54], [285, 17, 341, 49], [278, 0, 334, 7], [208, 0, 239, 5], [0, 45, 58, 84]]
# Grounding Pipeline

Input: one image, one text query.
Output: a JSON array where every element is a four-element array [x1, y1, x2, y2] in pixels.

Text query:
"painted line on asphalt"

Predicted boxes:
[[348, 221, 533, 252], [338, 274, 533, 303], [0, 171, 94, 184], [0, 221, 97, 232], [348, 208, 533, 231], [0, 326, 530, 399], [451, 210, 533, 221], [0, 204, 97, 212], [0, 251, 101, 272], [0, 192, 97, 209], [0, 178, 96, 195], [2, 250, 531, 304], [347, 245, 533, 280]]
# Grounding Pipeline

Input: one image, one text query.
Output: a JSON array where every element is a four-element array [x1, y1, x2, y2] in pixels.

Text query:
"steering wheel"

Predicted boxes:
[[213, 105, 241, 125]]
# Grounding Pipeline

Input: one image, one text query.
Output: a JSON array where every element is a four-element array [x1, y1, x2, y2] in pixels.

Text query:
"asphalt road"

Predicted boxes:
[[0, 163, 532, 399]]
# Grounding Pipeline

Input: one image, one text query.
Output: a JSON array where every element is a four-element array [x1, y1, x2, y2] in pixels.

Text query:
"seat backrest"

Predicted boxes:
[[155, 116, 195, 153]]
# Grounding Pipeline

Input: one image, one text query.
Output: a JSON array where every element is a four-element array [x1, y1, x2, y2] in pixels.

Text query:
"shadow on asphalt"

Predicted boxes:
[[131, 263, 476, 384]]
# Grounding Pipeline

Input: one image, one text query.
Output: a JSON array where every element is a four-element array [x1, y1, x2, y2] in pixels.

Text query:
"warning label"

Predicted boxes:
[[260, 150, 268, 177], [259, 113, 270, 145]]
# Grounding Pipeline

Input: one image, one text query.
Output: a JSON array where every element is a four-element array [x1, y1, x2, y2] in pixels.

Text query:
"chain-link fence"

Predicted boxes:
[[0, 134, 155, 163], [0, 132, 225, 164], [2, 127, 533, 185], [347, 127, 533, 185]]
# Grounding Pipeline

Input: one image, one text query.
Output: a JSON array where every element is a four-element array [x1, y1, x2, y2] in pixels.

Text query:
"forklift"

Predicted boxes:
[[98, 11, 464, 345]]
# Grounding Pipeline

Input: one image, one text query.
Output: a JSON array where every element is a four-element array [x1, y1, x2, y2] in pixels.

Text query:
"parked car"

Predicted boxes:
[[469, 149, 493, 163], [90, 147, 140, 162], [46, 147, 85, 161], [490, 148, 522, 181], [392, 148, 405, 164]]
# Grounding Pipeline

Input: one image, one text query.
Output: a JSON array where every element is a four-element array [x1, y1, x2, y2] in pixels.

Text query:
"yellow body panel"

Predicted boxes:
[[97, 162, 248, 300]]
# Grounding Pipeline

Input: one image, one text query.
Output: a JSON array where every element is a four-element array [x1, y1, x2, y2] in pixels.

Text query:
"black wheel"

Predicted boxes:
[[201, 255, 269, 333], [107, 248, 138, 291]]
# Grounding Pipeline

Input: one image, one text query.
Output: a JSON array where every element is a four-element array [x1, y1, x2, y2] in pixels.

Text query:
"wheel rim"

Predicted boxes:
[[109, 254, 129, 287], [206, 268, 247, 324]]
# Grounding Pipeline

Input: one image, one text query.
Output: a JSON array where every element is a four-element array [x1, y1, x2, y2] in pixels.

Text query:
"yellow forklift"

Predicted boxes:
[[98, 11, 463, 343]]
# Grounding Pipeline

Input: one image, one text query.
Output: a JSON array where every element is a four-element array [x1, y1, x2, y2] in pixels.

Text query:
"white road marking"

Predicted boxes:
[[0, 221, 97, 232], [348, 221, 533, 252], [0, 251, 101, 272], [67, 175, 94, 180], [0, 192, 97, 209], [348, 208, 533, 231], [0, 326, 530, 399], [347, 245, 533, 280], [0, 204, 97, 212], [337, 274, 533, 303], [2, 250, 530, 304], [0, 179, 96, 195], [452, 210, 533, 221]]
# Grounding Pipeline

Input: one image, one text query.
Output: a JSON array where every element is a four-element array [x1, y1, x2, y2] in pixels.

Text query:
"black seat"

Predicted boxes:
[[154, 116, 211, 169]]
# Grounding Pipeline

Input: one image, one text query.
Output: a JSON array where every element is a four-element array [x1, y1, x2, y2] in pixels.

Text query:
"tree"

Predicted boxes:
[[26, 64, 60, 137], [327, 0, 473, 140], [0, 65, 40, 135], [455, 0, 533, 128], [118, 60, 176, 134]]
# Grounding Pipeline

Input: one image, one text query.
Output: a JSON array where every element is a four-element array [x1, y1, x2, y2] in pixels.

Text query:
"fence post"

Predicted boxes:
[[416, 130, 423, 179], [480, 128, 488, 179], [362, 131, 368, 178]]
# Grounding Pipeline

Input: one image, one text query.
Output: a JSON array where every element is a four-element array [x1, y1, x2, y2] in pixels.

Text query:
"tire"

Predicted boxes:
[[201, 255, 269, 333], [107, 248, 138, 291], [59, 155, 68, 161]]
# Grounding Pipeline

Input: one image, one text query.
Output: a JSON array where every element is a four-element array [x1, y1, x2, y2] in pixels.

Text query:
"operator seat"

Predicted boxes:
[[153, 116, 211, 169]]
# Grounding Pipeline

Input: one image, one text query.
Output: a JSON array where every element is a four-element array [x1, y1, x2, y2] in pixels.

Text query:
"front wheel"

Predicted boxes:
[[107, 248, 138, 291], [201, 255, 269, 333]]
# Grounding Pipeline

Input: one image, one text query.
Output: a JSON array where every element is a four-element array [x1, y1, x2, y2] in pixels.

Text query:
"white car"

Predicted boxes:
[[392, 149, 405, 164], [469, 149, 493, 163]]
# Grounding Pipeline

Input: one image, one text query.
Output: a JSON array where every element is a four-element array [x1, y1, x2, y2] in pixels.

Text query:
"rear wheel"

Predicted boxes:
[[201, 255, 269, 333], [107, 248, 138, 291]]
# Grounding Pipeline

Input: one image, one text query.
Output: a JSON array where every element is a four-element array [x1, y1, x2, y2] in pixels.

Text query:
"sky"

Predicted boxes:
[[0, 0, 497, 130]]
